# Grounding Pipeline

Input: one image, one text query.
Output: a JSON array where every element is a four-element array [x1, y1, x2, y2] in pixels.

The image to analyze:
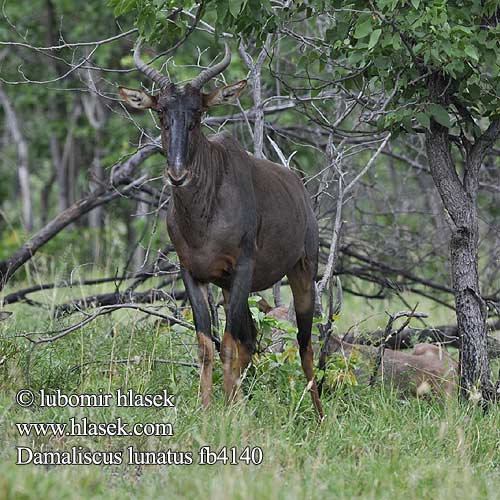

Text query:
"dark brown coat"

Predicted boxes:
[[120, 42, 323, 418]]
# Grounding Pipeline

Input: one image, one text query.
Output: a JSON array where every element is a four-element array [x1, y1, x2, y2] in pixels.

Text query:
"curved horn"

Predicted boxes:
[[133, 39, 170, 88], [190, 42, 231, 89]]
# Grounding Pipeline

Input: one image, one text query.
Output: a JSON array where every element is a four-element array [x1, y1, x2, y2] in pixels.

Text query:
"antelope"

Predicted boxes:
[[321, 335, 458, 398], [260, 283, 458, 398], [119, 41, 324, 419], [257, 297, 291, 353]]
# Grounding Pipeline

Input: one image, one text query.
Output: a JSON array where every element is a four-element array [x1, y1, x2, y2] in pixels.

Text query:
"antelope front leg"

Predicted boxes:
[[181, 269, 214, 408], [222, 254, 255, 403]]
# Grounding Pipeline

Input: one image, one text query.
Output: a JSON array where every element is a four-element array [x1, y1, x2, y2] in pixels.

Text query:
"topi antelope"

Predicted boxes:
[[119, 41, 324, 419], [321, 336, 458, 398]]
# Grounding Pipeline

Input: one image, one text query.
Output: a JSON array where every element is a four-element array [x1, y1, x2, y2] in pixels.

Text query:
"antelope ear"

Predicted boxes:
[[203, 80, 247, 108], [119, 87, 157, 110]]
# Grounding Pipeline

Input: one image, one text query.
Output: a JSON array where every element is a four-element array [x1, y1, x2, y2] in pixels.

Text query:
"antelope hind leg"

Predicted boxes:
[[288, 259, 324, 420]]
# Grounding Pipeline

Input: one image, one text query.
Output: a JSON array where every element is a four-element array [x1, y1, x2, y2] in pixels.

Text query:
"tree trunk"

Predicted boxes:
[[132, 198, 149, 271], [40, 171, 56, 226], [240, 37, 283, 306], [425, 132, 491, 400], [0, 86, 33, 231], [89, 147, 104, 261], [449, 201, 492, 400], [424, 76, 496, 400], [80, 62, 110, 256], [46, 0, 71, 214]]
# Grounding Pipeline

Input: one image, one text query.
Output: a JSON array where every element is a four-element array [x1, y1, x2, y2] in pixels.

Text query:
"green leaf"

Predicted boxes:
[[467, 84, 481, 100], [229, 0, 244, 18], [368, 29, 382, 49], [416, 112, 430, 130], [411, 0, 420, 8], [429, 104, 451, 128], [113, 0, 137, 17], [464, 44, 479, 62], [353, 18, 372, 39]]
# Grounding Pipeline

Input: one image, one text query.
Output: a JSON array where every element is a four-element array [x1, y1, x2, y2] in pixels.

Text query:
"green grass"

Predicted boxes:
[[0, 280, 499, 500]]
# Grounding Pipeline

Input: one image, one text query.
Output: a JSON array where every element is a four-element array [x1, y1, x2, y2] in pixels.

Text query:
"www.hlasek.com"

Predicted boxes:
[[14, 388, 263, 466]]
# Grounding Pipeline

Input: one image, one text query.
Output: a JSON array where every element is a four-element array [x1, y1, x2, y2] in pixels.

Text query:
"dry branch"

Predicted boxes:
[[339, 246, 455, 295], [17, 303, 194, 345], [369, 306, 426, 386], [2, 273, 167, 305], [348, 318, 500, 358], [53, 286, 186, 318]]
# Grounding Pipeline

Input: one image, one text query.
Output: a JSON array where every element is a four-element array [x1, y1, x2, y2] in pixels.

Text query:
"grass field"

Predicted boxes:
[[1, 279, 499, 499]]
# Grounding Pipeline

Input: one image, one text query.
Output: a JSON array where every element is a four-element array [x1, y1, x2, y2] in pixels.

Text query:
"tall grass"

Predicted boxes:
[[0, 278, 498, 500]]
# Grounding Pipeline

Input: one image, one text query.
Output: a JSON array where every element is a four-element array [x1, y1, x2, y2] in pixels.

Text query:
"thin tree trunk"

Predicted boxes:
[[89, 146, 104, 260], [40, 172, 56, 226], [49, 135, 68, 212], [80, 63, 109, 257], [46, 0, 71, 213], [0, 86, 33, 231], [132, 199, 148, 271], [240, 36, 279, 303], [239, 36, 272, 160], [66, 134, 77, 206]]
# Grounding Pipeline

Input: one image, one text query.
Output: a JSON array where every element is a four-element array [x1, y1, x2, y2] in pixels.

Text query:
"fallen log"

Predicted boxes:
[[347, 319, 500, 358]]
